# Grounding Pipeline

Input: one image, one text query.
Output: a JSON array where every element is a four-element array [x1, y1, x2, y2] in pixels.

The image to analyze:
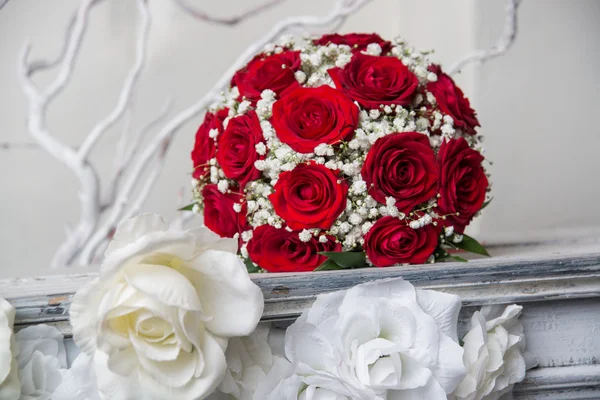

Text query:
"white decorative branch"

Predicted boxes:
[[79, 0, 374, 265], [14, 0, 371, 267], [18, 0, 150, 267], [448, 0, 521, 75], [173, 0, 288, 25]]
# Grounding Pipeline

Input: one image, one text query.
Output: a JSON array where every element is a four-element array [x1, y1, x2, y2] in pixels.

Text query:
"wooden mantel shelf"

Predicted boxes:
[[1, 238, 599, 399]]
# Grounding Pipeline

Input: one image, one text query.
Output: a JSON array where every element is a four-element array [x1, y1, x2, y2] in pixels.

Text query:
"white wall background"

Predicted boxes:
[[0, 0, 598, 278]]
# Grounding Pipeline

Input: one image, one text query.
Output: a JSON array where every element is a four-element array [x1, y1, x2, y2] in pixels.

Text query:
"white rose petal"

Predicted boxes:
[[0, 298, 20, 399], [52, 352, 101, 400], [211, 325, 274, 400], [452, 305, 537, 400], [70, 214, 264, 400]]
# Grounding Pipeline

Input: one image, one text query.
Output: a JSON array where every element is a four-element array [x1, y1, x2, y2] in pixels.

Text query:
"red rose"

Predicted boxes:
[[269, 162, 348, 230], [436, 138, 488, 233], [427, 65, 480, 135], [247, 225, 341, 272], [216, 111, 265, 188], [202, 184, 248, 238], [361, 132, 438, 213], [231, 50, 301, 104], [191, 108, 228, 180], [270, 85, 359, 153], [364, 216, 439, 266], [313, 33, 392, 54], [328, 53, 419, 109]]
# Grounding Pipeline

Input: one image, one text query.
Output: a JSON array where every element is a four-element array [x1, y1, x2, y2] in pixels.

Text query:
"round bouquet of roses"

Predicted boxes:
[[190, 33, 491, 273]]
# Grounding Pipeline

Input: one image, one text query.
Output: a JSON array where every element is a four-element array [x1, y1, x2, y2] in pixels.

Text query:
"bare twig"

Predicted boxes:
[[78, 0, 373, 264], [102, 96, 173, 211], [77, 0, 150, 160], [174, 0, 288, 25], [448, 0, 521, 75], [16, 0, 371, 266], [18, 0, 150, 267]]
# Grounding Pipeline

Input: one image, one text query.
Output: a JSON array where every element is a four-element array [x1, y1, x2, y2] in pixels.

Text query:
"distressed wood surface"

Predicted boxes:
[[1, 239, 599, 398]]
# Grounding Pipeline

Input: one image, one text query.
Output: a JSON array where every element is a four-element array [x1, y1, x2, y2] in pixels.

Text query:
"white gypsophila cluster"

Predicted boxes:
[[192, 35, 492, 263]]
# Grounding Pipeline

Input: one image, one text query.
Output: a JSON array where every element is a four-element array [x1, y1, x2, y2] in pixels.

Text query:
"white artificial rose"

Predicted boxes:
[[18, 351, 63, 400], [452, 305, 537, 400], [52, 352, 101, 400], [0, 298, 20, 399], [15, 325, 67, 369], [282, 278, 466, 399], [70, 214, 264, 400], [209, 324, 275, 400], [254, 357, 350, 400], [15, 325, 67, 400]]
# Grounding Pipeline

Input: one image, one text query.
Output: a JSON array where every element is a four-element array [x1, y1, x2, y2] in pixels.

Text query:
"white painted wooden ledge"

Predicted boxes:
[[1, 238, 600, 398]]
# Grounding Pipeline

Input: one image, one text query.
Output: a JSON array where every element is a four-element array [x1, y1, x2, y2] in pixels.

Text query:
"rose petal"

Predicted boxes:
[[139, 331, 227, 400], [415, 289, 462, 342], [430, 334, 466, 393], [101, 231, 196, 278], [187, 227, 238, 254], [15, 324, 67, 369], [189, 250, 263, 337], [105, 213, 168, 257], [107, 347, 139, 376], [124, 263, 203, 311], [69, 278, 103, 356], [0, 298, 15, 384]]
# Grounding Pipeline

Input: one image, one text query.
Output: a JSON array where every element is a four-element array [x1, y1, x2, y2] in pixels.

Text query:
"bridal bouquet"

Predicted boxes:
[[189, 33, 491, 272]]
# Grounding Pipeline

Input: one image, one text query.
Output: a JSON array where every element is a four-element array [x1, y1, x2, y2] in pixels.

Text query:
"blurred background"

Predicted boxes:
[[1, 0, 599, 277]]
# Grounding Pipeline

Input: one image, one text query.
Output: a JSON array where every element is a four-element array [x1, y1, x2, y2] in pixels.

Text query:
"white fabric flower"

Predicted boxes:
[[52, 352, 101, 400], [209, 324, 274, 400], [452, 305, 537, 400], [70, 213, 264, 400], [15, 325, 67, 399], [18, 351, 63, 400], [15, 325, 67, 370], [281, 278, 466, 399], [0, 298, 20, 399], [14, 324, 100, 400]]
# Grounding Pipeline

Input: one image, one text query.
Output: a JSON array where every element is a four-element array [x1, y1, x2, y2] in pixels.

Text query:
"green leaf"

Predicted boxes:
[[244, 257, 260, 273], [435, 250, 468, 263], [178, 203, 197, 211], [314, 259, 344, 271], [454, 234, 491, 257], [318, 251, 367, 269], [480, 197, 493, 210]]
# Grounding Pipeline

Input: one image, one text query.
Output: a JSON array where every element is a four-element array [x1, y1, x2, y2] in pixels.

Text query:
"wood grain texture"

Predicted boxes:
[[1, 240, 599, 398]]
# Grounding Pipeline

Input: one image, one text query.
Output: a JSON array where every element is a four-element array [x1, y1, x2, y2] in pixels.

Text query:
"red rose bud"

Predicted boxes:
[[201, 184, 248, 239], [361, 132, 438, 213], [427, 64, 480, 135], [328, 53, 418, 110], [364, 216, 439, 267], [269, 162, 348, 231], [436, 137, 488, 233], [191, 108, 228, 180], [231, 50, 301, 104], [216, 111, 265, 189], [247, 225, 341, 272], [313, 33, 392, 54], [270, 85, 359, 153]]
